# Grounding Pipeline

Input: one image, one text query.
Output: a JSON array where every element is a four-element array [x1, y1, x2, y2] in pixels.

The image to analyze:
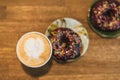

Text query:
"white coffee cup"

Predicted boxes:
[[16, 32, 52, 68]]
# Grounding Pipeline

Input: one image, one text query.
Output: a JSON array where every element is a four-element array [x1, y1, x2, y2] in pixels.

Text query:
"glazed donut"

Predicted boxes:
[[90, 0, 120, 31], [49, 28, 82, 62]]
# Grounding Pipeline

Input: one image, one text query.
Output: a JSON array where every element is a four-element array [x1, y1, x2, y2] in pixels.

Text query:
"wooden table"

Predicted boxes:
[[0, 0, 120, 80]]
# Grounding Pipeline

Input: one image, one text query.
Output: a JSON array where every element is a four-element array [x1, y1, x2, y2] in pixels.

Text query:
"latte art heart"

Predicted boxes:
[[24, 38, 44, 59]]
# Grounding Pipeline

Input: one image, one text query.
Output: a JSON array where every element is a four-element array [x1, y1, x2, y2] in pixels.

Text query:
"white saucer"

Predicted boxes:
[[45, 18, 89, 56]]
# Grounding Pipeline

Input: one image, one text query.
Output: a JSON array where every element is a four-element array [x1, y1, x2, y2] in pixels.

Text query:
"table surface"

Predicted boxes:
[[0, 0, 120, 80]]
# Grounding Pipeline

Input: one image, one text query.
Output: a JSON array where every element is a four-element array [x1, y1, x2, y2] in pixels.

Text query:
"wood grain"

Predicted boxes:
[[0, 0, 120, 80]]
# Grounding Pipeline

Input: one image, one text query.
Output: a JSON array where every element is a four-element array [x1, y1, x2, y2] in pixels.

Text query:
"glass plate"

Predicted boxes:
[[88, 0, 120, 38]]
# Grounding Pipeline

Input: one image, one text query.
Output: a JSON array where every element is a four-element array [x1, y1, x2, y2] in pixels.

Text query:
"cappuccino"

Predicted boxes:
[[16, 32, 52, 68]]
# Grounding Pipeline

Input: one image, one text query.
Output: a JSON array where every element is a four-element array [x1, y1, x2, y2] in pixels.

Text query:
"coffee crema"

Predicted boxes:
[[16, 32, 52, 67]]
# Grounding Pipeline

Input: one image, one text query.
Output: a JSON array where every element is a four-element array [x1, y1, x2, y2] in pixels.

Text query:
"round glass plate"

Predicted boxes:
[[45, 18, 89, 61], [88, 0, 120, 38]]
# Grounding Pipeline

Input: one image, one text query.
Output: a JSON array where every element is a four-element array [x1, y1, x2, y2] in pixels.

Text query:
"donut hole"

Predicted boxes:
[[103, 9, 115, 20], [60, 34, 70, 48]]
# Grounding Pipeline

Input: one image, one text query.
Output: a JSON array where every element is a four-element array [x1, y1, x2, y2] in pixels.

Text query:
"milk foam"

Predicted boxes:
[[24, 38, 44, 59]]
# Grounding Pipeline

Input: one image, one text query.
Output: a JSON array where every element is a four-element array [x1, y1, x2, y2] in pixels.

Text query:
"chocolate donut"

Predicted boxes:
[[90, 0, 120, 31], [49, 28, 82, 62]]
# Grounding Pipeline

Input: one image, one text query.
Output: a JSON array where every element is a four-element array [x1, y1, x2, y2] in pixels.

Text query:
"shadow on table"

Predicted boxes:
[[21, 59, 53, 77]]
